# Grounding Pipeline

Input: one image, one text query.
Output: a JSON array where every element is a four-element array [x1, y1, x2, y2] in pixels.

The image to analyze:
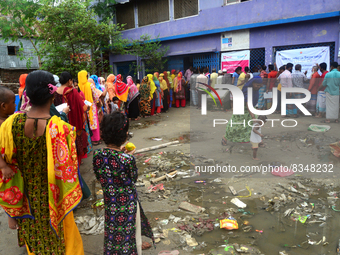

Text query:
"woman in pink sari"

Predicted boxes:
[[127, 76, 140, 120]]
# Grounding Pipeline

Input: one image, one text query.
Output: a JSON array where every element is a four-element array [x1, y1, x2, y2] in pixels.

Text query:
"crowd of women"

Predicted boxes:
[[0, 69, 181, 254]]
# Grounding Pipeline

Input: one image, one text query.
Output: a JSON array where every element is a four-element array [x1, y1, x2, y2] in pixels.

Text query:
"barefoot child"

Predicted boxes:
[[251, 115, 267, 160], [0, 86, 16, 126], [93, 112, 154, 254]]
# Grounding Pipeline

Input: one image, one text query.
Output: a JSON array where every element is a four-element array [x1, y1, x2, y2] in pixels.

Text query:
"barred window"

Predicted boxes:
[[174, 0, 198, 19], [138, 0, 169, 27], [116, 2, 135, 29], [224, 0, 250, 4]]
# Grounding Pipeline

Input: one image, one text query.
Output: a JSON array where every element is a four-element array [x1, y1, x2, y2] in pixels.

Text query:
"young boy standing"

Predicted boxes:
[[250, 115, 267, 160], [0, 86, 16, 126]]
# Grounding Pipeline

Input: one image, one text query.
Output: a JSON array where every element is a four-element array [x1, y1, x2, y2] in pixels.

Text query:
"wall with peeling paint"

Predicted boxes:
[[249, 18, 340, 65]]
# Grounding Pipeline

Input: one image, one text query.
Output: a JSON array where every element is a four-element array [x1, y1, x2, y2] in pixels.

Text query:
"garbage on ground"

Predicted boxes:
[[220, 218, 238, 230], [142, 242, 151, 250], [147, 183, 165, 193], [330, 141, 340, 157], [151, 171, 177, 184], [186, 236, 198, 246], [237, 186, 252, 198], [91, 198, 104, 209], [179, 201, 206, 214], [308, 124, 330, 132], [160, 219, 169, 225], [229, 186, 238, 196], [158, 250, 180, 255], [271, 167, 294, 177], [152, 138, 163, 141], [75, 216, 104, 235], [231, 198, 247, 208], [195, 180, 206, 184]]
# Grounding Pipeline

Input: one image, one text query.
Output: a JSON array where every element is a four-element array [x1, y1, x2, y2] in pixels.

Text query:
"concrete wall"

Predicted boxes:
[[120, 0, 340, 41], [249, 18, 340, 65], [0, 38, 39, 69]]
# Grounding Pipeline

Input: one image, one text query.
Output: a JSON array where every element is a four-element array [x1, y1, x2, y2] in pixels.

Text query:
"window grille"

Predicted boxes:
[[174, 0, 198, 19], [138, 0, 169, 27], [116, 2, 135, 29], [250, 48, 265, 71]]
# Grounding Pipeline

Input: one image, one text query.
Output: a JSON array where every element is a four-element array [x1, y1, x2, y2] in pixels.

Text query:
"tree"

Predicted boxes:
[[128, 35, 169, 76], [37, 0, 127, 76], [0, 0, 43, 68]]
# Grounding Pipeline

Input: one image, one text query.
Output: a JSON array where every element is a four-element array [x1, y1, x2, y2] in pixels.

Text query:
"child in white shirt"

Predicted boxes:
[[250, 115, 267, 160]]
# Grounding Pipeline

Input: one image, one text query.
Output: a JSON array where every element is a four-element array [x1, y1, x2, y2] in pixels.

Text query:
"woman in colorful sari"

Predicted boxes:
[[139, 76, 151, 118], [98, 77, 106, 91], [222, 77, 263, 145], [90, 74, 103, 92], [174, 72, 186, 108], [160, 72, 169, 112], [78, 70, 102, 146], [0, 70, 84, 255], [18, 74, 28, 99], [153, 75, 163, 115], [127, 77, 140, 120], [58, 71, 89, 164], [147, 74, 156, 116], [115, 74, 129, 112], [105, 74, 116, 114], [167, 71, 173, 108]]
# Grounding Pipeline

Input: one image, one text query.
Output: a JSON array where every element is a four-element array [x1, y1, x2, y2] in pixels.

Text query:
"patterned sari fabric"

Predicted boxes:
[[93, 148, 154, 255], [139, 77, 151, 117], [0, 114, 83, 255]]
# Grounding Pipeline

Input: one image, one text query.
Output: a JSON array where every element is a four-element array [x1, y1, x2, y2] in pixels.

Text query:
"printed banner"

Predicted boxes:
[[276, 46, 330, 77], [221, 50, 250, 73]]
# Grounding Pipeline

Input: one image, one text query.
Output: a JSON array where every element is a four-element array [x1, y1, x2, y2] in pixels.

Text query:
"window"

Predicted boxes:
[[7, 46, 19, 56], [116, 2, 135, 29], [224, 0, 249, 4], [174, 0, 198, 19], [138, 0, 169, 27]]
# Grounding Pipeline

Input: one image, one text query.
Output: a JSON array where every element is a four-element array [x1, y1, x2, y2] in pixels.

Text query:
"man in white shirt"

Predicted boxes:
[[278, 63, 297, 117], [196, 70, 208, 109]]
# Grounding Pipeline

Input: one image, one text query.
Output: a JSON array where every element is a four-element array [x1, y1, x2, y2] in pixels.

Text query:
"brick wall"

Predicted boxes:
[[0, 68, 36, 83]]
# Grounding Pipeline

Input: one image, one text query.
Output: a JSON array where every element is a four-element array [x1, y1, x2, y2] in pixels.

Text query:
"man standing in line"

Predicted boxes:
[[196, 69, 208, 109], [190, 68, 199, 106], [321, 62, 340, 123], [210, 68, 218, 88], [278, 63, 294, 117], [315, 62, 328, 118], [217, 70, 223, 84]]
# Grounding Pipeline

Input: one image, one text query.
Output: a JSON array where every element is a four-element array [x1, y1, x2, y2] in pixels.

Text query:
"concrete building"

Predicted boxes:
[[110, 0, 340, 78], [0, 37, 39, 83]]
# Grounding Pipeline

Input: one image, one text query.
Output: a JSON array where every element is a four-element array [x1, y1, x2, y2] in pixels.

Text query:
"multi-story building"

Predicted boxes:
[[110, 0, 340, 78]]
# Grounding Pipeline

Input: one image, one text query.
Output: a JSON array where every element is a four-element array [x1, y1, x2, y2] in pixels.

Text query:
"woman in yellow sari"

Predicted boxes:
[[0, 70, 84, 255]]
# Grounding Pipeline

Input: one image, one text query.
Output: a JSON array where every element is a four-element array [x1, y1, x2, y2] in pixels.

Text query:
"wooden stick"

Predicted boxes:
[[135, 141, 180, 153], [151, 170, 177, 184]]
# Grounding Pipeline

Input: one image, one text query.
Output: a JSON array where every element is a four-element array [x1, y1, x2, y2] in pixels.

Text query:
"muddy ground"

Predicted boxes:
[[1, 105, 340, 255]]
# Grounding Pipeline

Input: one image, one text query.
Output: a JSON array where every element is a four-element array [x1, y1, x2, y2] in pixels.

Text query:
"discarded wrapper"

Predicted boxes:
[[231, 198, 247, 208], [220, 218, 238, 230]]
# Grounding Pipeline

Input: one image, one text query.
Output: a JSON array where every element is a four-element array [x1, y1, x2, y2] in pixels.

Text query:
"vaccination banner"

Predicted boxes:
[[276, 46, 330, 77], [221, 50, 250, 73]]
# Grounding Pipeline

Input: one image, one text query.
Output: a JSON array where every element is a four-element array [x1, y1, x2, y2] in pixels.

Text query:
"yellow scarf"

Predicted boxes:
[[78, 70, 94, 126], [147, 74, 156, 99], [0, 114, 82, 236]]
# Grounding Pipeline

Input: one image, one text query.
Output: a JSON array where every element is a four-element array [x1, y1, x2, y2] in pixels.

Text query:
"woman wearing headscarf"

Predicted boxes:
[[167, 71, 173, 108], [18, 74, 28, 99], [78, 70, 102, 145], [174, 72, 186, 108], [160, 72, 169, 112], [139, 76, 151, 118], [90, 74, 103, 92], [127, 77, 140, 120], [222, 77, 263, 145], [98, 77, 106, 91], [147, 74, 156, 116], [115, 74, 129, 104], [153, 74, 163, 115], [104, 74, 116, 113], [0, 70, 84, 255]]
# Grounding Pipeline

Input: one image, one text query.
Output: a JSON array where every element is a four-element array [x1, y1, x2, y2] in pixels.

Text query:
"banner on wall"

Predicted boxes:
[[276, 46, 330, 77], [221, 50, 250, 73]]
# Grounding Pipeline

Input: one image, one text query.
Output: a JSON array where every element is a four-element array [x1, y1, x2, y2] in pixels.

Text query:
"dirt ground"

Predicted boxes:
[[1, 105, 340, 255]]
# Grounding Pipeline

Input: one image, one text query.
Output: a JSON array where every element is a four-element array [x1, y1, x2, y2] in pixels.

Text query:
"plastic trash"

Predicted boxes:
[[186, 237, 198, 246], [152, 138, 163, 141], [231, 198, 247, 208], [160, 219, 169, 225], [271, 167, 294, 177], [158, 251, 179, 255], [220, 218, 238, 230], [308, 124, 330, 132], [195, 180, 206, 184]]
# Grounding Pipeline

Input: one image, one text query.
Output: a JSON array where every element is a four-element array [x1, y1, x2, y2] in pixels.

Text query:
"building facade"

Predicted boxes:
[[110, 0, 340, 78], [0, 37, 39, 83]]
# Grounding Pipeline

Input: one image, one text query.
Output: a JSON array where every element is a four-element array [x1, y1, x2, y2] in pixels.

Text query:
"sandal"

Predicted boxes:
[[320, 120, 331, 123], [93, 141, 102, 146]]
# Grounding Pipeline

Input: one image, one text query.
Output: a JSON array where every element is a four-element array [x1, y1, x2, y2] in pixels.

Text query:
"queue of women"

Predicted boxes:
[[0, 68, 192, 254]]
